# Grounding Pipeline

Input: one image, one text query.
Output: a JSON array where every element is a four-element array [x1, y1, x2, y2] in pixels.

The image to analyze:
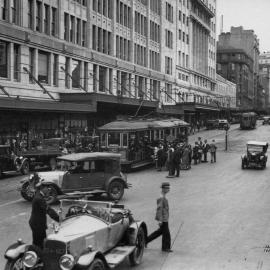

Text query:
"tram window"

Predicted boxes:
[[101, 133, 106, 147], [122, 133, 128, 147], [108, 133, 120, 146]]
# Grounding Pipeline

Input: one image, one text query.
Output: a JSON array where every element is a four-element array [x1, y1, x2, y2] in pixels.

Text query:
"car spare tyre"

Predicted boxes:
[[44, 185, 58, 204], [108, 180, 124, 201], [21, 182, 35, 201]]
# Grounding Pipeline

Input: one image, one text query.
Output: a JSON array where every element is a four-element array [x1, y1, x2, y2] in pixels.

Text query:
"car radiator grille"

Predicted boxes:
[[43, 240, 66, 270]]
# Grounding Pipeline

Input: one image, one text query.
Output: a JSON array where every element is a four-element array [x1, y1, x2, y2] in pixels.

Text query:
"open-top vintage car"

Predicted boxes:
[[4, 199, 147, 270], [20, 152, 130, 203], [241, 141, 268, 169], [0, 145, 29, 178]]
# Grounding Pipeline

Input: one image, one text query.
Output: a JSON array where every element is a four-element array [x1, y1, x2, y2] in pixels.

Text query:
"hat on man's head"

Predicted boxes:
[[161, 182, 170, 189]]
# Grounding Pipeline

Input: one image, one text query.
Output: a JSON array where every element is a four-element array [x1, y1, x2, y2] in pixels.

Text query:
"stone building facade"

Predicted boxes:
[[0, 0, 218, 145], [217, 26, 260, 111]]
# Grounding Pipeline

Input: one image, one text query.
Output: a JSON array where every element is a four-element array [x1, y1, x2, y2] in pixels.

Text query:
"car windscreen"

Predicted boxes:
[[247, 145, 264, 153], [60, 199, 113, 223]]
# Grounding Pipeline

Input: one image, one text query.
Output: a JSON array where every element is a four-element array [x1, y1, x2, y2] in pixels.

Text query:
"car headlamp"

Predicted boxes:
[[59, 254, 75, 270], [22, 251, 38, 268]]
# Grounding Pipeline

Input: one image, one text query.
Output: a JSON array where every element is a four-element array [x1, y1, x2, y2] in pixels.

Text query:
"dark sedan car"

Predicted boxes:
[[20, 152, 130, 203], [0, 145, 29, 178]]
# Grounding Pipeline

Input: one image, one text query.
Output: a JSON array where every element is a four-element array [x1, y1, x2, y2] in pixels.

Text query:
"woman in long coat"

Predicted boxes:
[[181, 146, 191, 169]]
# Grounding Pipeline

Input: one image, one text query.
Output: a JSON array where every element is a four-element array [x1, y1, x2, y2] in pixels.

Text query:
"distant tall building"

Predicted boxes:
[[217, 26, 260, 111], [259, 52, 270, 113]]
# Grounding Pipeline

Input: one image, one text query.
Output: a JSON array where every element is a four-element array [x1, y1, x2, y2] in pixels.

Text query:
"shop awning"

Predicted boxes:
[[0, 97, 96, 112]]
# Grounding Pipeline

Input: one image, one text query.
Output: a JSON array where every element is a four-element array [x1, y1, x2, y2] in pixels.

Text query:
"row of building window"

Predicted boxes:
[[178, 72, 189, 82], [149, 50, 160, 71], [28, 0, 58, 37], [92, 0, 112, 19], [134, 44, 147, 67], [1, 0, 20, 24], [150, 0, 161, 15], [178, 51, 189, 69], [92, 26, 112, 55], [165, 2, 174, 23], [178, 30, 189, 44], [135, 12, 147, 36], [178, 11, 189, 26], [116, 0, 131, 28], [165, 30, 173, 49], [165, 56, 173, 75], [149, 21, 160, 43], [64, 13, 86, 46], [116, 35, 131, 61]]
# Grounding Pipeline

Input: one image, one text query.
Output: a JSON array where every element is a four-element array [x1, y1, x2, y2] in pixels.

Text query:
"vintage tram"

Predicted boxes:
[[240, 112, 257, 129], [98, 118, 189, 171]]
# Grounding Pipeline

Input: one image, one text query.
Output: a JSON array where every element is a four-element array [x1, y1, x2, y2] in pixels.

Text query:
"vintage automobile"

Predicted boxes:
[[22, 138, 67, 171], [262, 116, 270, 125], [205, 119, 218, 130], [241, 141, 268, 169], [217, 119, 230, 130], [4, 199, 147, 270], [0, 145, 29, 178], [20, 152, 130, 203]]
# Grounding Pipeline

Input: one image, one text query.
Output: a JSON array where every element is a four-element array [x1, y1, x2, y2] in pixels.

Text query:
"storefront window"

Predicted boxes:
[[108, 133, 120, 146], [38, 51, 49, 83], [0, 40, 8, 78], [71, 59, 81, 88]]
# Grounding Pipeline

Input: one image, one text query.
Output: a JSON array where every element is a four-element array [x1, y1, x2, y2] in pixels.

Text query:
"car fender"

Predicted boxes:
[[77, 250, 108, 268], [105, 176, 128, 190], [42, 181, 63, 195], [127, 221, 148, 245], [4, 241, 27, 260]]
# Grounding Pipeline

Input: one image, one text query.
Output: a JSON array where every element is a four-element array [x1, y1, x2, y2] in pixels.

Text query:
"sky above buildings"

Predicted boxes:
[[216, 0, 270, 53]]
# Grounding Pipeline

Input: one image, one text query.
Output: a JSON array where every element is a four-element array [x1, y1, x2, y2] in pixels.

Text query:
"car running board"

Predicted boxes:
[[105, 246, 136, 268], [57, 190, 106, 200]]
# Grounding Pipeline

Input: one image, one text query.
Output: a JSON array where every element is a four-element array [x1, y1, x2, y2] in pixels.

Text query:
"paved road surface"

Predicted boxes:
[[1, 122, 270, 269]]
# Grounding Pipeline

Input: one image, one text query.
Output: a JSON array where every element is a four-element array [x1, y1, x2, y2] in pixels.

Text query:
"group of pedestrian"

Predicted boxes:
[[192, 137, 217, 164]]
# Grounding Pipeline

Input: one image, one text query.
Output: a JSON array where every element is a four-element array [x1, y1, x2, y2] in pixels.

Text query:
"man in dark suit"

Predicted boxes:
[[147, 182, 172, 252], [173, 144, 182, 177], [29, 180, 59, 249]]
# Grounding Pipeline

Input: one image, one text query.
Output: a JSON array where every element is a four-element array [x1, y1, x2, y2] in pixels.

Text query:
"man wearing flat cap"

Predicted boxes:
[[147, 182, 172, 252], [29, 178, 59, 249]]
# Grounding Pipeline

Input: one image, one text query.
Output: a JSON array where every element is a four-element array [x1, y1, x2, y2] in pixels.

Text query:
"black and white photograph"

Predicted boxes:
[[0, 0, 270, 269]]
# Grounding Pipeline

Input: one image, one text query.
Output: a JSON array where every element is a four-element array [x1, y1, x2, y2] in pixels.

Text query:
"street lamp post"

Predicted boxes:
[[224, 123, 230, 151]]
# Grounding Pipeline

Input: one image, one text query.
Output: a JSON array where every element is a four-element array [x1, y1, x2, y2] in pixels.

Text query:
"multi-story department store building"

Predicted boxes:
[[0, 0, 219, 145]]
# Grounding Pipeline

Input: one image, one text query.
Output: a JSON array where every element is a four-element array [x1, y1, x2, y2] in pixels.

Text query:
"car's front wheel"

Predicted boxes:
[[129, 226, 145, 266], [21, 182, 35, 201], [88, 258, 106, 270], [45, 185, 58, 204], [108, 180, 124, 201], [20, 161, 29, 175], [4, 257, 24, 270]]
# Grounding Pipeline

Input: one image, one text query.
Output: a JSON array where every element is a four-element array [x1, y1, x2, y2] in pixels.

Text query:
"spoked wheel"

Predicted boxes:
[[108, 180, 124, 201], [4, 257, 24, 270], [21, 182, 35, 201], [21, 161, 29, 175], [88, 258, 106, 270], [44, 185, 58, 204], [129, 227, 145, 266]]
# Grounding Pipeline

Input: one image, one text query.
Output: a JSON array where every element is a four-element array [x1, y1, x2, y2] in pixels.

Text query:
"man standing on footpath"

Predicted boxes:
[[173, 143, 182, 177], [147, 182, 172, 252], [29, 179, 59, 249], [209, 139, 217, 163]]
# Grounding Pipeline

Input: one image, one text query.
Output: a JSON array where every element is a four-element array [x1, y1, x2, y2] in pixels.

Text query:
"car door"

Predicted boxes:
[[61, 162, 87, 192], [80, 160, 105, 191]]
